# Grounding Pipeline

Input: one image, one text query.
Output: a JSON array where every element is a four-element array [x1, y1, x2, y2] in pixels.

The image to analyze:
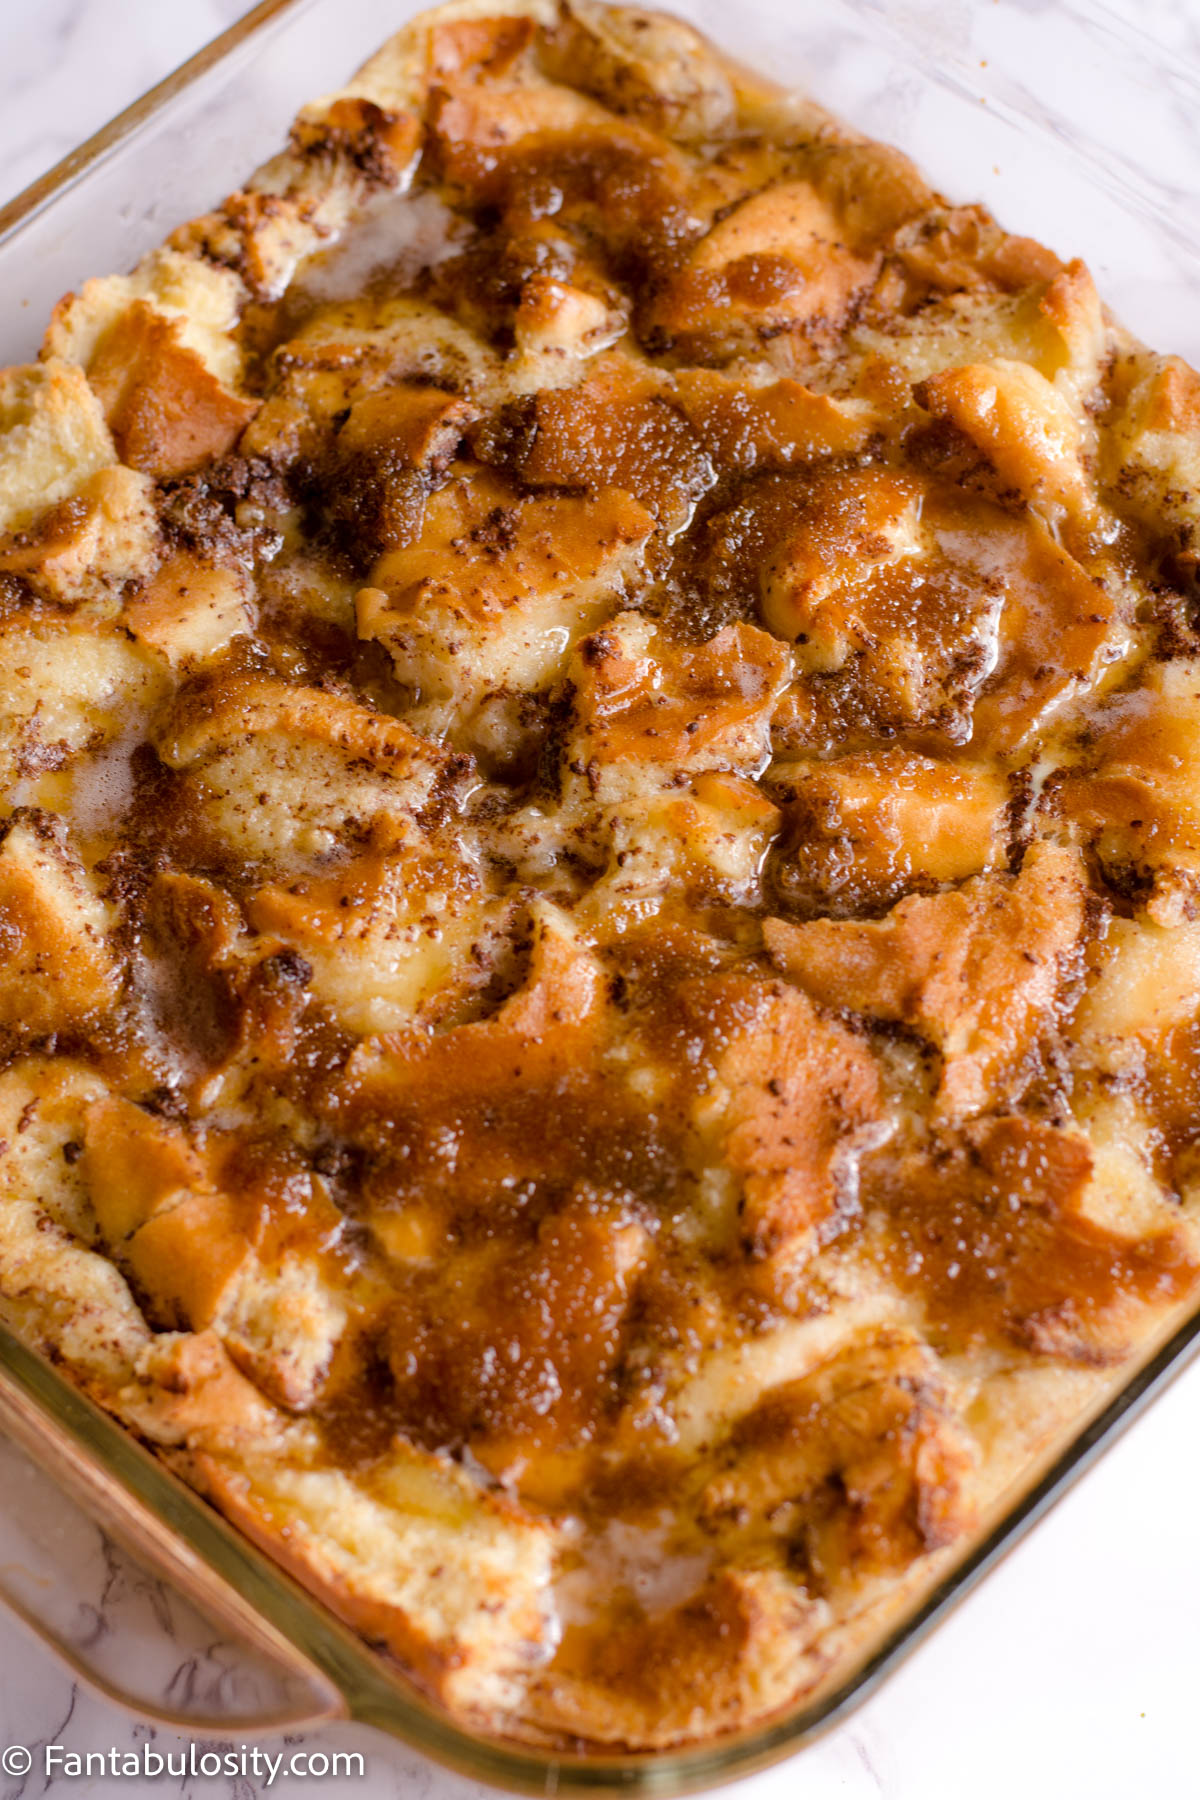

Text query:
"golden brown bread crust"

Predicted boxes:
[[2, 0, 1200, 1753]]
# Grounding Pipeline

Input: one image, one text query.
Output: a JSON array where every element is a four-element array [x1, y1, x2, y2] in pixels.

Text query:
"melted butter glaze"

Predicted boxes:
[[868, 1116, 1195, 1362], [6, 0, 1200, 1752]]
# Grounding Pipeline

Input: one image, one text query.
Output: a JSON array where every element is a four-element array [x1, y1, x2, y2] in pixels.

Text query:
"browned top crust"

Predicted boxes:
[[2, 0, 1200, 1754]]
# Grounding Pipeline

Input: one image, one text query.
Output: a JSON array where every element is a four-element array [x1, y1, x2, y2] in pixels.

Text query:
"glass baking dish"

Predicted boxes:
[[2, 0, 1200, 1788]]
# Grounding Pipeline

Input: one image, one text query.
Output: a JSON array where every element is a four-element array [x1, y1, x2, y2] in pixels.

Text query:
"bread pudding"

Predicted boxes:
[[2, 0, 1200, 1751]]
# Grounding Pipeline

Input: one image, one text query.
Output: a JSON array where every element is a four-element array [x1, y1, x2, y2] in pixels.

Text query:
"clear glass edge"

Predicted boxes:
[[3, 0, 1200, 1788], [5, 1307, 1200, 1794], [0, 0, 309, 248]]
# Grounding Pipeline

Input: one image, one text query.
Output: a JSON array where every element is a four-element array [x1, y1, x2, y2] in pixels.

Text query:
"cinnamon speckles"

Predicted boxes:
[[3, 0, 1200, 1756]]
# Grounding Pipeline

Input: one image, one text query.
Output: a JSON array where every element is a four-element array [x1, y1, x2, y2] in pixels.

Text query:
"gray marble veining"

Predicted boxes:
[[0, 4, 1199, 1796]]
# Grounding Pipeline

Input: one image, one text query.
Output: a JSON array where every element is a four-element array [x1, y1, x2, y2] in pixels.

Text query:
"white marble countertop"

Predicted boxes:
[[2, 3, 1200, 1797]]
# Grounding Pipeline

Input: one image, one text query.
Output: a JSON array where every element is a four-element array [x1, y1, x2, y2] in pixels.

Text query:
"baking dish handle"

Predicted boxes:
[[0, 1559, 344, 1736], [0, 1380, 347, 1736]]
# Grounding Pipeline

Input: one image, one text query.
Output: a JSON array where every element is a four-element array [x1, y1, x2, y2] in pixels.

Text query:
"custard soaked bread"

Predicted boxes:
[[2, 0, 1200, 1750]]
